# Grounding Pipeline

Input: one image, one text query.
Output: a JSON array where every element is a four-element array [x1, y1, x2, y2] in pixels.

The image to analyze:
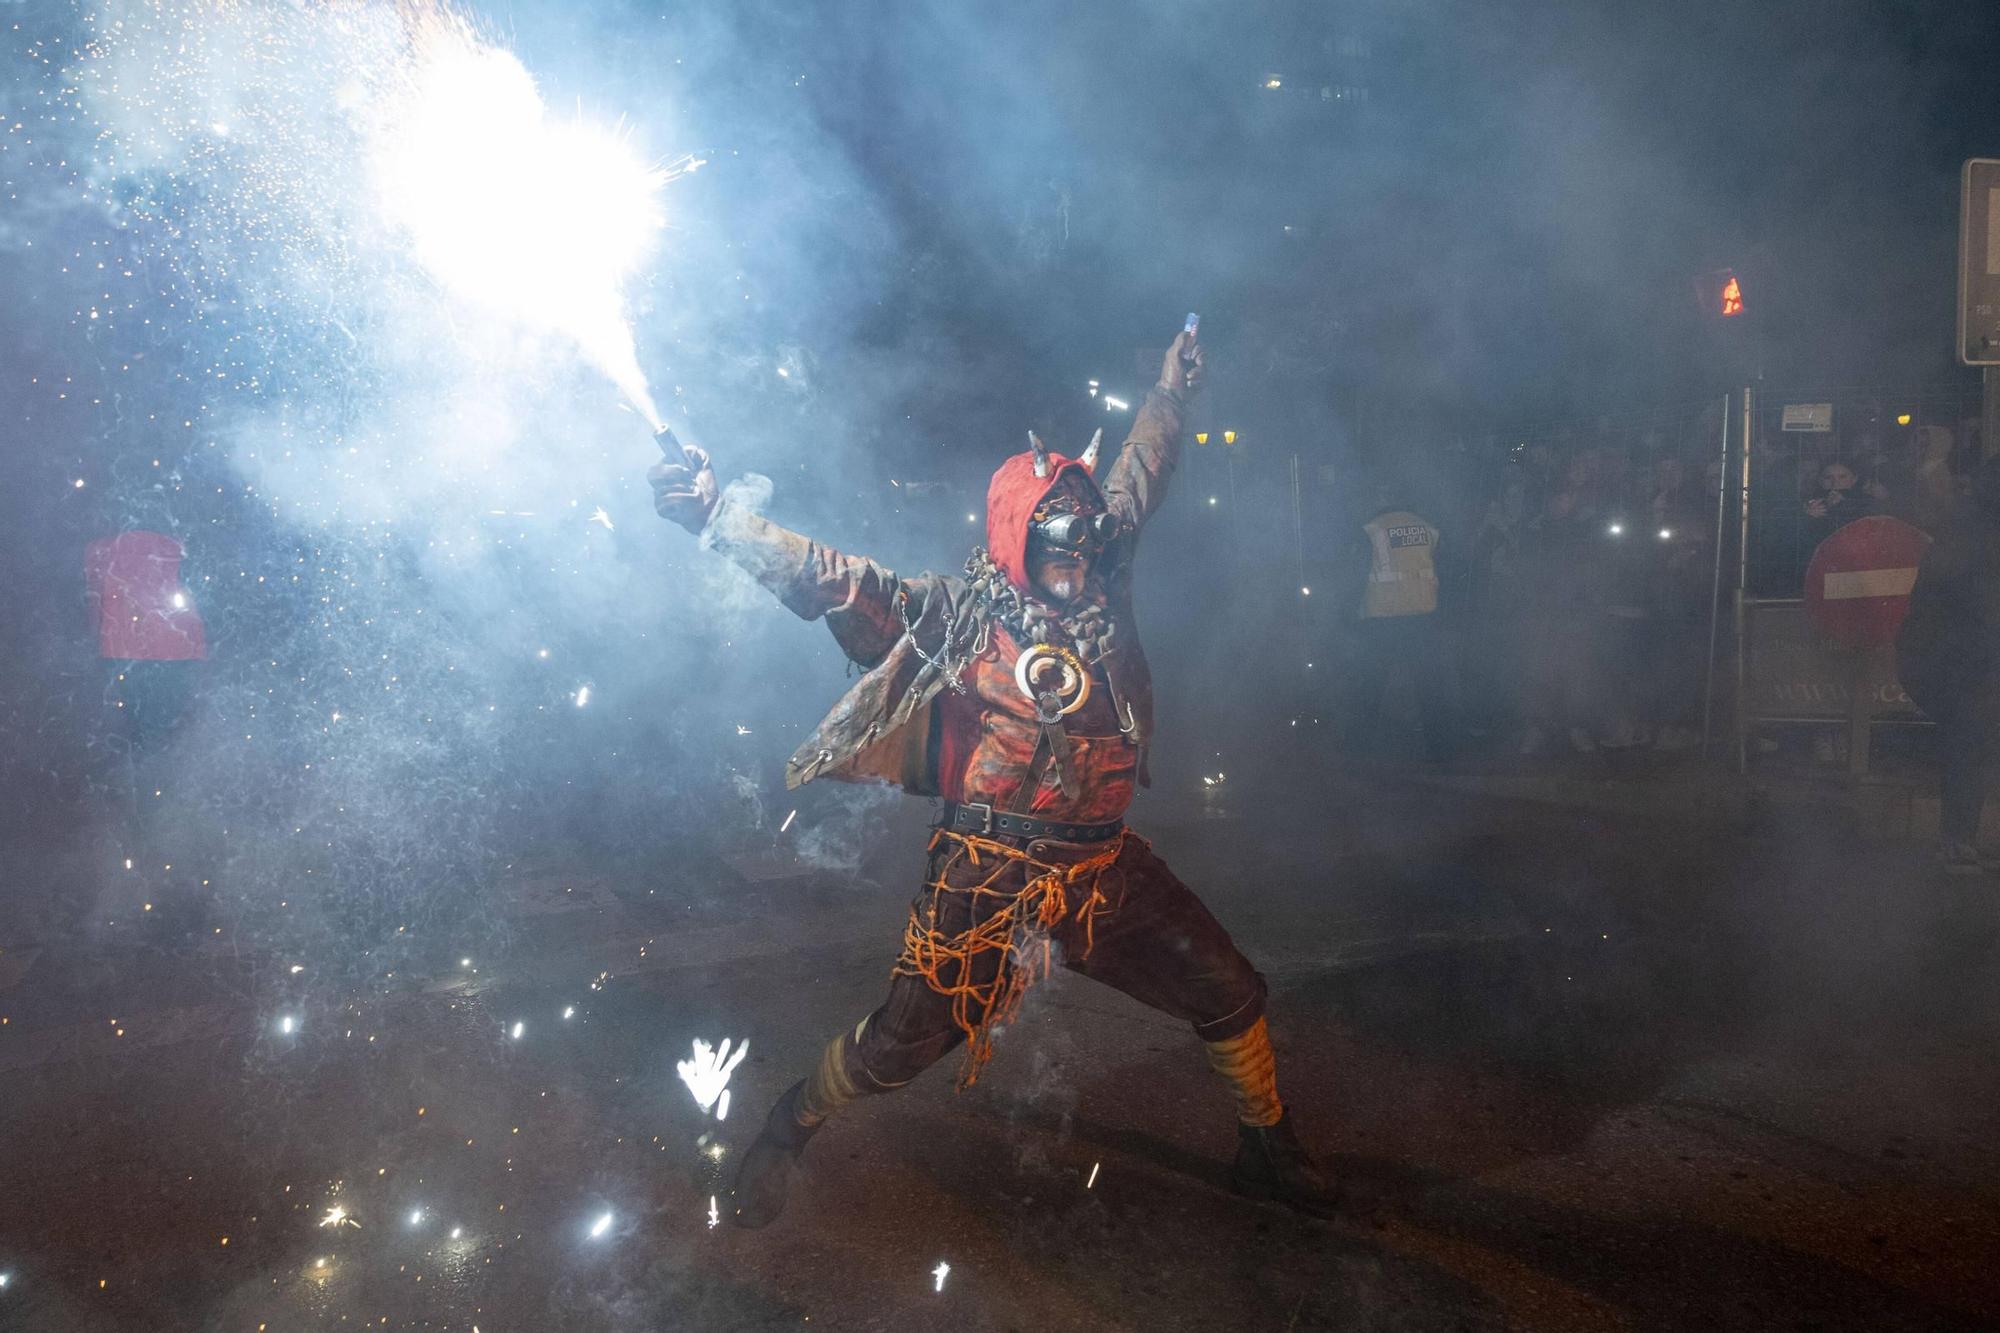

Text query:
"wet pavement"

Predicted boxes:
[[2, 761, 1998, 1331]]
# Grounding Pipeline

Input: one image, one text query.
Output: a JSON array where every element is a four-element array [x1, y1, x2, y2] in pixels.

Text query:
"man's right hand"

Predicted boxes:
[[649, 438, 720, 534]]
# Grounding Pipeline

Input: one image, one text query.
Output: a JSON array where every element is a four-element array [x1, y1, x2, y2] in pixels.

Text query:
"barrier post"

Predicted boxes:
[[1734, 386, 1755, 773], [1701, 393, 1731, 759]]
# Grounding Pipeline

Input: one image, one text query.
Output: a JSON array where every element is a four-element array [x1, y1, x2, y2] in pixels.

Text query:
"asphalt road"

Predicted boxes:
[[1, 764, 1996, 1331]]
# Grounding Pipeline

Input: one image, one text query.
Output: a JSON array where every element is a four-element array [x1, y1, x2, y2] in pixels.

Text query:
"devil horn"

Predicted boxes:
[[1028, 430, 1051, 479], [1079, 427, 1103, 473]]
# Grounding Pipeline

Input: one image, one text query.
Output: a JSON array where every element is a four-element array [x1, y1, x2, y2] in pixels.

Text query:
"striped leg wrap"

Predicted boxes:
[[794, 1019, 868, 1128], [1203, 1015, 1283, 1128]]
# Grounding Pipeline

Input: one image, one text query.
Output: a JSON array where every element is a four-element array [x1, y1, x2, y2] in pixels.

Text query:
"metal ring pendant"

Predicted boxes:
[[1014, 643, 1091, 717]]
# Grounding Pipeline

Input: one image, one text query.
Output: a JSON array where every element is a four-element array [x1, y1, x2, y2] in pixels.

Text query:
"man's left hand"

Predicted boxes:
[[1158, 329, 1205, 396]]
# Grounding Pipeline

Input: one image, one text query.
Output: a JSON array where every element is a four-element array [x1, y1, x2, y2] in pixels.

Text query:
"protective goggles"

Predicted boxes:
[[1029, 509, 1120, 557]]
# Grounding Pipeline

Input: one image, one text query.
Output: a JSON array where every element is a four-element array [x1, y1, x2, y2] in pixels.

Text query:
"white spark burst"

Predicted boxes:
[[676, 1036, 749, 1117], [369, 29, 672, 425]]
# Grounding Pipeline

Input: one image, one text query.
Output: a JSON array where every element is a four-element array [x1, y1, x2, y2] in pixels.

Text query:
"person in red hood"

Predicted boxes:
[[85, 529, 207, 749], [651, 325, 1337, 1227]]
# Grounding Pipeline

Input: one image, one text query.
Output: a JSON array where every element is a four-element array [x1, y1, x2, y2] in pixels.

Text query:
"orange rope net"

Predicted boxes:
[[894, 827, 1133, 1088]]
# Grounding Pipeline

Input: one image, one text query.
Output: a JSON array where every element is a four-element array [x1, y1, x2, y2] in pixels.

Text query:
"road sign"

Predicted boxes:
[[1804, 515, 1932, 649], [1781, 403, 1832, 432], [1957, 158, 2000, 365]]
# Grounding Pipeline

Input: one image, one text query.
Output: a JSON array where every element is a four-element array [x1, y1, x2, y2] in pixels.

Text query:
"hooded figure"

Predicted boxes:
[[693, 417, 1159, 805], [650, 326, 1338, 1228]]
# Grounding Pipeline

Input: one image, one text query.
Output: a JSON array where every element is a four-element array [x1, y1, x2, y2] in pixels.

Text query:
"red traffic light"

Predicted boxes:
[[1720, 274, 1745, 317]]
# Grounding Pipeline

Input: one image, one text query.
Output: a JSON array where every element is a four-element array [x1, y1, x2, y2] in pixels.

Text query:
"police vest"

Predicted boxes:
[[1361, 511, 1439, 618]]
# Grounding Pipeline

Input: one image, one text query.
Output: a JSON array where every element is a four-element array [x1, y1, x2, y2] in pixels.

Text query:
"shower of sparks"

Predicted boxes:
[[676, 1036, 749, 1116], [707, 1196, 720, 1230], [932, 1260, 951, 1293], [588, 1211, 614, 1239], [367, 16, 677, 427], [66, 0, 694, 459], [1102, 395, 1130, 412], [319, 1206, 358, 1229], [589, 506, 615, 529]]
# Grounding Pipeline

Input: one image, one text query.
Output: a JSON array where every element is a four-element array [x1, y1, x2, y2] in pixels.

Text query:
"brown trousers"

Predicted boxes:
[[838, 828, 1268, 1093]]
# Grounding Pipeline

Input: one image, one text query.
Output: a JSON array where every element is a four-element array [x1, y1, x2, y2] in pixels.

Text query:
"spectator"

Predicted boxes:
[[1898, 460, 2000, 873], [1801, 459, 1884, 544], [85, 528, 206, 746], [1344, 490, 1456, 761]]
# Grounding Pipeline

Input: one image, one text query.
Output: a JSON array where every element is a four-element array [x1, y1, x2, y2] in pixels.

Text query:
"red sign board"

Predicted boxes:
[[1804, 515, 1932, 649]]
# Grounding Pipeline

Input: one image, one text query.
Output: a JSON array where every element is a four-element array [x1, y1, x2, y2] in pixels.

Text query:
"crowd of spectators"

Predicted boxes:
[[1321, 403, 1986, 763]]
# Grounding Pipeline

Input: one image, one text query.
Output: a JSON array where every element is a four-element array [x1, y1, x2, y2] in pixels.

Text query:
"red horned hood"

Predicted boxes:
[[984, 452, 1101, 592]]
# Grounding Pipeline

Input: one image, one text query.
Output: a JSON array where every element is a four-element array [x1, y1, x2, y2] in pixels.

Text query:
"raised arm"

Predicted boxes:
[[1101, 328, 1204, 537], [649, 435, 908, 668]]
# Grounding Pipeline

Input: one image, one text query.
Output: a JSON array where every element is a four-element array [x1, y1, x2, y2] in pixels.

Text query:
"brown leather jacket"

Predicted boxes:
[[702, 387, 1188, 800]]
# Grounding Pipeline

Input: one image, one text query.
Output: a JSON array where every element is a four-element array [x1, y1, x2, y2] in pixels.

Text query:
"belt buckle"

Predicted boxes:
[[960, 802, 996, 836]]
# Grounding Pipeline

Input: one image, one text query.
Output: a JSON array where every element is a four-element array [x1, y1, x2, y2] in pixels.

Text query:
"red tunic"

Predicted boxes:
[[935, 623, 1137, 823]]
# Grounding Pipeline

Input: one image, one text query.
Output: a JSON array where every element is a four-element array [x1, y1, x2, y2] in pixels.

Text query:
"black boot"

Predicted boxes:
[[1230, 1111, 1341, 1219], [730, 1080, 821, 1229]]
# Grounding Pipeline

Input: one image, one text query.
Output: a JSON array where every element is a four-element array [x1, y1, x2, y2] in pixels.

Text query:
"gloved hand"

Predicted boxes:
[[648, 430, 719, 534], [1157, 328, 1205, 396]]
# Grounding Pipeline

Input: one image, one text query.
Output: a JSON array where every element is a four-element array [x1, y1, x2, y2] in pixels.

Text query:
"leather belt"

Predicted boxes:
[[938, 801, 1123, 845]]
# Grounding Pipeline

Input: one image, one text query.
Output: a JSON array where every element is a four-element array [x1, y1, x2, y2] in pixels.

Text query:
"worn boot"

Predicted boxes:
[[731, 1080, 820, 1229], [1230, 1111, 1341, 1218]]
